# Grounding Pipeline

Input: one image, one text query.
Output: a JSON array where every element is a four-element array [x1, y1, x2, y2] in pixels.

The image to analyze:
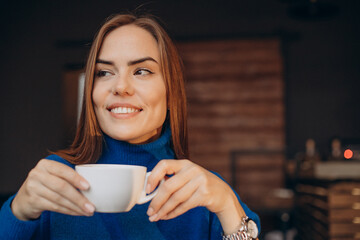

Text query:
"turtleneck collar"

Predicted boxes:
[[98, 123, 175, 170]]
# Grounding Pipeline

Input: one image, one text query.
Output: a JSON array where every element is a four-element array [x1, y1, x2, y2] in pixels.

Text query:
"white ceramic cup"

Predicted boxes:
[[75, 164, 162, 213]]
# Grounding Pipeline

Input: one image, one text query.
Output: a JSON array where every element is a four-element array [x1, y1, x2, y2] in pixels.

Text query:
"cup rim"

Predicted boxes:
[[75, 164, 147, 170]]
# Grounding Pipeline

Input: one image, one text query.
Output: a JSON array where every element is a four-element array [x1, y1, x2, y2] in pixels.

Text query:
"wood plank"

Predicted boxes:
[[329, 209, 360, 221], [330, 223, 360, 236], [330, 237, 360, 240], [329, 195, 360, 208], [188, 116, 284, 129], [236, 186, 282, 200], [180, 38, 285, 212], [189, 140, 285, 154], [189, 126, 284, 135], [188, 101, 284, 117], [184, 61, 282, 78], [331, 183, 360, 193], [235, 156, 284, 168], [186, 76, 283, 88], [177, 39, 280, 52], [180, 50, 282, 64], [186, 79, 283, 98], [188, 130, 284, 144], [187, 89, 283, 103], [236, 172, 284, 186]]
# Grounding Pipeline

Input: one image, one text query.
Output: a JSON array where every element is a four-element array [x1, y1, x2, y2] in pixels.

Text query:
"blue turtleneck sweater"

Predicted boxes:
[[0, 126, 260, 239]]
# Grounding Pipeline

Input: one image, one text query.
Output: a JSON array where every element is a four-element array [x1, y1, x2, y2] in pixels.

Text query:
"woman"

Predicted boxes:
[[0, 14, 260, 239]]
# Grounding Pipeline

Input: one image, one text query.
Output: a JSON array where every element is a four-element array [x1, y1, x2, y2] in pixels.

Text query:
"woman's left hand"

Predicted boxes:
[[146, 159, 245, 234]]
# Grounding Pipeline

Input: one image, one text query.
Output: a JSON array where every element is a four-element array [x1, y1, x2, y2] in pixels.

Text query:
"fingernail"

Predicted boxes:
[[85, 203, 95, 213], [149, 213, 158, 222], [147, 207, 154, 216], [146, 183, 151, 194], [80, 180, 90, 190]]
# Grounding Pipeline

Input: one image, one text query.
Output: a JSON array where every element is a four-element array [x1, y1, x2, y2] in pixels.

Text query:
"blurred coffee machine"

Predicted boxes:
[[328, 138, 343, 161], [296, 138, 321, 178]]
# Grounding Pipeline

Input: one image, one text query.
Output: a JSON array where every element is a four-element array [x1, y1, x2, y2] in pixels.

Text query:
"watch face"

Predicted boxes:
[[247, 220, 258, 238]]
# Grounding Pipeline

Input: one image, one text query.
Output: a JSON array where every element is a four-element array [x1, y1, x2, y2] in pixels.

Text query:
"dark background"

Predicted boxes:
[[0, 0, 359, 194]]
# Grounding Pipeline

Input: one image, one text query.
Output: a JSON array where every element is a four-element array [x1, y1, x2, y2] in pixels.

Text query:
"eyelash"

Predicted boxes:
[[96, 70, 111, 77], [95, 68, 154, 78], [134, 68, 154, 75]]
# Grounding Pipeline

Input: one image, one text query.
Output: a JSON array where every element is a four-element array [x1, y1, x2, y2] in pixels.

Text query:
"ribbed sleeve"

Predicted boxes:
[[0, 121, 261, 239], [211, 171, 261, 235], [0, 195, 40, 240]]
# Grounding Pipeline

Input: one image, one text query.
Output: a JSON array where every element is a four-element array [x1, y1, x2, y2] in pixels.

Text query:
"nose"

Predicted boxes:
[[111, 74, 134, 96]]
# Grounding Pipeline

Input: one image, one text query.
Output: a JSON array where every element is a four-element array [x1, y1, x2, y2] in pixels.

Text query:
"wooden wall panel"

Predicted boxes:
[[177, 38, 285, 209]]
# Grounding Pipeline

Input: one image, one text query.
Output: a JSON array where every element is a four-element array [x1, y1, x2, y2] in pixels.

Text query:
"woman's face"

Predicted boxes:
[[92, 24, 167, 144]]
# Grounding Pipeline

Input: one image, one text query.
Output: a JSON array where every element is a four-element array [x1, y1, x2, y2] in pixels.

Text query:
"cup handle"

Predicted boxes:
[[137, 172, 164, 204]]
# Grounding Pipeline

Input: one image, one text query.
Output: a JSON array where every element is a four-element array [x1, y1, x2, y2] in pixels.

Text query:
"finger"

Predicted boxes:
[[37, 170, 94, 214], [149, 178, 199, 222], [147, 159, 189, 193], [35, 183, 91, 216], [37, 197, 88, 217], [147, 166, 194, 216], [38, 160, 90, 190], [161, 192, 200, 221]]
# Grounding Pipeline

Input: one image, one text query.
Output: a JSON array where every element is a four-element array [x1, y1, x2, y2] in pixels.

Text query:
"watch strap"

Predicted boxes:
[[222, 216, 254, 240]]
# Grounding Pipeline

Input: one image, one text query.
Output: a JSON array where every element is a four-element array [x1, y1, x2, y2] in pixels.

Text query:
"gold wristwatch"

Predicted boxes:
[[222, 216, 258, 240]]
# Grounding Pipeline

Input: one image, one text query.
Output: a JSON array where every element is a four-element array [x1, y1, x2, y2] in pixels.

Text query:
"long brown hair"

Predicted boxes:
[[55, 14, 188, 164]]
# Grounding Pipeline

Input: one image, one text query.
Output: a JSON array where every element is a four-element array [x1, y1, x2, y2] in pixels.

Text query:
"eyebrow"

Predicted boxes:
[[96, 59, 114, 65], [95, 57, 158, 66], [128, 57, 158, 66]]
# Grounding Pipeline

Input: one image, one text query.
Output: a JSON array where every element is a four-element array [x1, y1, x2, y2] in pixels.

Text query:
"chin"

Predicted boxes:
[[104, 129, 140, 142], [107, 131, 136, 141]]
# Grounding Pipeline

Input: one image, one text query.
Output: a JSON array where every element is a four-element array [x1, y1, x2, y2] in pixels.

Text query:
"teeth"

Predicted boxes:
[[111, 107, 140, 114]]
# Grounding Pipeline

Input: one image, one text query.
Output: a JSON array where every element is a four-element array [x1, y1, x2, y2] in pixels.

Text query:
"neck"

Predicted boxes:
[[96, 124, 174, 171]]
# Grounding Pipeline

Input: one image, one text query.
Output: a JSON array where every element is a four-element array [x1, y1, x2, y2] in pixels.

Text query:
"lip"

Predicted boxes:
[[107, 103, 142, 111], [106, 103, 143, 119]]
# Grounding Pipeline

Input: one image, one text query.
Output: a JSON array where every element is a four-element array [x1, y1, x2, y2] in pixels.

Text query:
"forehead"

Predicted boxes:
[[99, 24, 160, 61]]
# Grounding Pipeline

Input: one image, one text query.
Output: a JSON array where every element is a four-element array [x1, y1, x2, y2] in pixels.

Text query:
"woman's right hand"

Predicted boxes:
[[11, 159, 95, 221]]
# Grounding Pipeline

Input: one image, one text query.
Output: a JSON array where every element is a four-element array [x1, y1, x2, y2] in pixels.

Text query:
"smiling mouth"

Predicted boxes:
[[108, 107, 142, 114]]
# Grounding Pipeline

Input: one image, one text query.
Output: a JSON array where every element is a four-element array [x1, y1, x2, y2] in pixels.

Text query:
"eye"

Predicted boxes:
[[96, 70, 112, 78], [134, 69, 153, 76]]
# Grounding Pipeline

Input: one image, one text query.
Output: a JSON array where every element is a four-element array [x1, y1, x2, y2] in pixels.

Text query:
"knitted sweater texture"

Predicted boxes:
[[0, 126, 260, 239]]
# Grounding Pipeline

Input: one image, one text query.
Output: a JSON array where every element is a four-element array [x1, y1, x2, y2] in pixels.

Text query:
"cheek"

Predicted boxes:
[[139, 78, 167, 108], [92, 83, 103, 108], [150, 86, 167, 113]]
